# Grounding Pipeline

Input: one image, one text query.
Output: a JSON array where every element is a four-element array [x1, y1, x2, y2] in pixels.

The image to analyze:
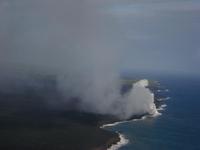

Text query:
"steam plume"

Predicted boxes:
[[0, 0, 158, 119]]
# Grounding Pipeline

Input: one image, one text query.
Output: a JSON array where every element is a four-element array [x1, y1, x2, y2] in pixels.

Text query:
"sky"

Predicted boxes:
[[105, 0, 200, 75], [0, 0, 200, 76]]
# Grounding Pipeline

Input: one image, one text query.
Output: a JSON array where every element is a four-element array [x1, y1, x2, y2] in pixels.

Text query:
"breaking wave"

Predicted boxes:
[[107, 132, 129, 150]]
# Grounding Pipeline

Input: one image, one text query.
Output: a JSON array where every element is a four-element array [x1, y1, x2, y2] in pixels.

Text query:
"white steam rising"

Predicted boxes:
[[58, 77, 158, 119], [121, 79, 159, 118], [0, 0, 158, 119]]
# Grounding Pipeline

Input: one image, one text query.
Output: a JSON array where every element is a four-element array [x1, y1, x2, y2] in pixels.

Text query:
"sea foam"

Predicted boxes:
[[107, 133, 129, 150], [157, 97, 171, 102]]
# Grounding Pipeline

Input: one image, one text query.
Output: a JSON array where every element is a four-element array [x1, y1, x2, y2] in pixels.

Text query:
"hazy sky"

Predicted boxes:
[[0, 0, 200, 76], [105, 0, 200, 75]]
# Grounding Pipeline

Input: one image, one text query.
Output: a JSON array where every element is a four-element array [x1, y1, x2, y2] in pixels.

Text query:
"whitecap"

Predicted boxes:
[[157, 107, 164, 111], [165, 89, 169, 92], [161, 104, 167, 108], [157, 104, 167, 111], [157, 97, 171, 101]]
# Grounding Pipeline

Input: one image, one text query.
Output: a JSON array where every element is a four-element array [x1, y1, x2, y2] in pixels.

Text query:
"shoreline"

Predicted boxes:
[[100, 79, 168, 150], [101, 110, 162, 150], [0, 77, 167, 150], [107, 132, 129, 150], [100, 116, 148, 150]]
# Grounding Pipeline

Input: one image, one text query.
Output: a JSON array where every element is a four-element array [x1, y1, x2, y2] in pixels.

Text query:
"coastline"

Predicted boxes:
[[107, 132, 129, 150], [101, 113, 161, 150], [99, 122, 129, 150], [100, 115, 149, 150], [101, 82, 164, 150], [0, 77, 167, 150], [101, 107, 162, 150]]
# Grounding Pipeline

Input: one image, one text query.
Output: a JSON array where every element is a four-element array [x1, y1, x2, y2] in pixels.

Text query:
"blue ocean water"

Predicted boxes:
[[108, 75, 200, 150]]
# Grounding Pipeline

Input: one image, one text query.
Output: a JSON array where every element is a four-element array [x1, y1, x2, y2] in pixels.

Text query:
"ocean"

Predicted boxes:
[[106, 75, 200, 150]]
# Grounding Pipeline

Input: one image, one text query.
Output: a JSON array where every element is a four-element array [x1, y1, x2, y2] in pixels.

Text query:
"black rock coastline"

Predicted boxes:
[[0, 76, 164, 150]]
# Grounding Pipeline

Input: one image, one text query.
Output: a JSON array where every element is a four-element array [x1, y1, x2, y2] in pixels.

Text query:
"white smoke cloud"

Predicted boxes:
[[58, 76, 158, 119], [122, 79, 159, 118], [0, 0, 158, 119]]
